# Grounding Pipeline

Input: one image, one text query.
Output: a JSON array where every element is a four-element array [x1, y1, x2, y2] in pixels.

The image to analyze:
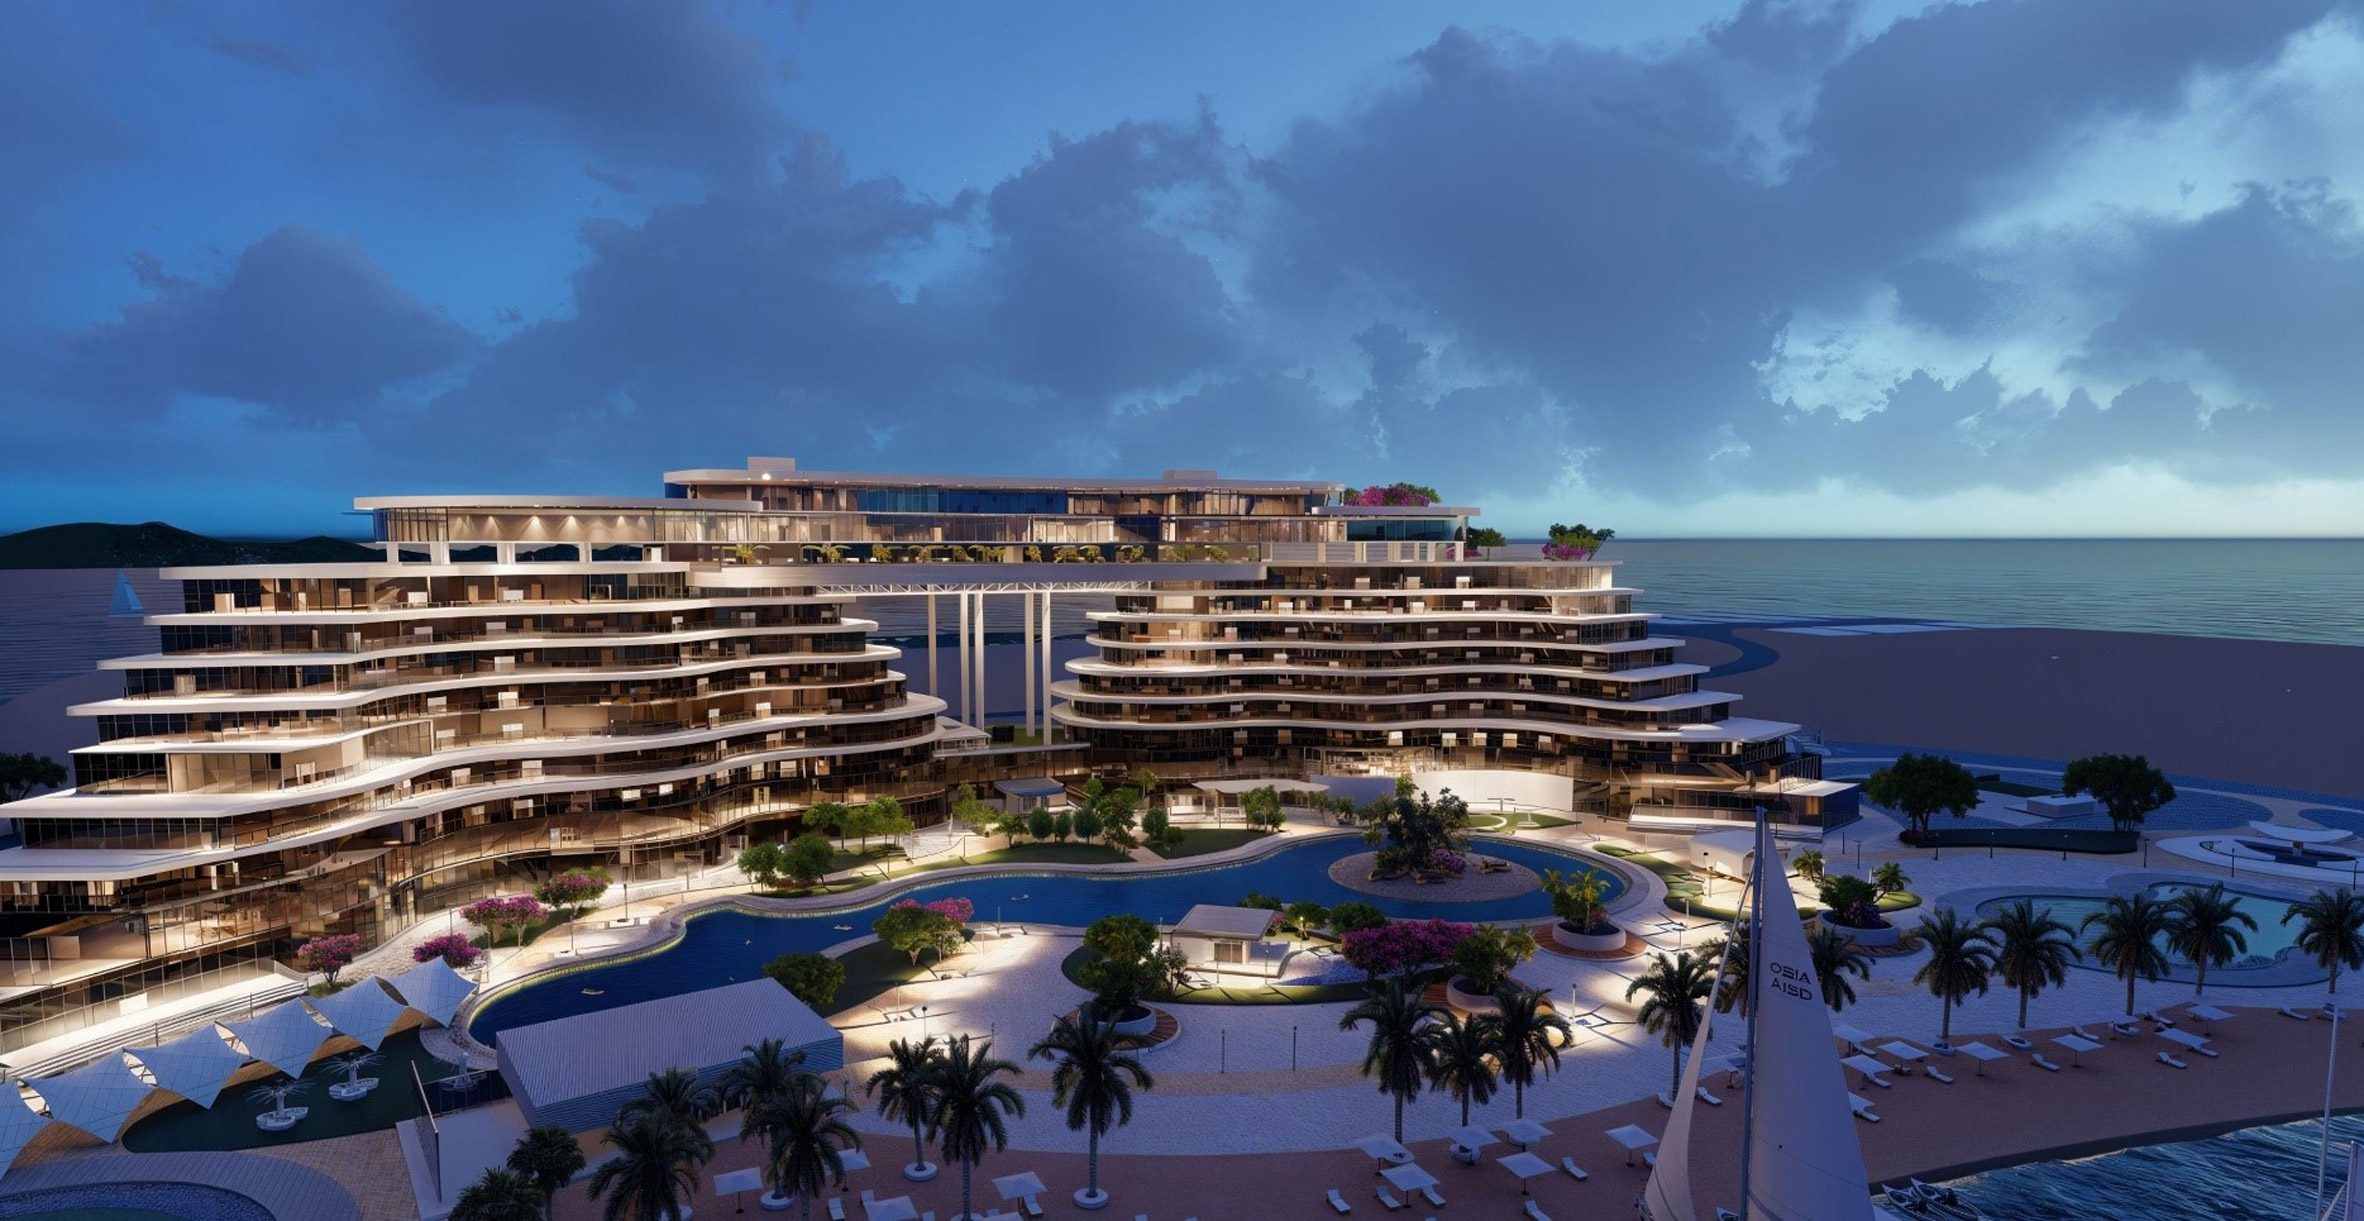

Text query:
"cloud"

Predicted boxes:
[[53, 226, 476, 425], [207, 35, 305, 75], [391, 0, 785, 176]]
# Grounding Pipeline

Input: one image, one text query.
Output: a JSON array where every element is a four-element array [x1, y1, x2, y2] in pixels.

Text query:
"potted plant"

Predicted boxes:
[[1543, 868, 1624, 952]]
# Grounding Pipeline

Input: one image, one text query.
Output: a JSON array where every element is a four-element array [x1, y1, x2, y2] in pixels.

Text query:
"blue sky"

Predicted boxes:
[[4, 0, 2363, 537]]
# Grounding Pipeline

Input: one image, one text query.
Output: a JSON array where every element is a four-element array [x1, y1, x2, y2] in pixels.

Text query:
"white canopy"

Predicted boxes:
[[2159, 1028, 2214, 1051], [224, 1000, 334, 1078], [0, 1090, 51, 1179], [309, 979, 409, 1049], [126, 1025, 248, 1107], [386, 957, 478, 1027], [1382, 1163, 1440, 1193], [30, 1053, 155, 1142]]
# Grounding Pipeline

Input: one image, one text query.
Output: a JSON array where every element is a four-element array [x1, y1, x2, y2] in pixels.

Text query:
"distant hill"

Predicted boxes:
[[0, 522, 377, 569]]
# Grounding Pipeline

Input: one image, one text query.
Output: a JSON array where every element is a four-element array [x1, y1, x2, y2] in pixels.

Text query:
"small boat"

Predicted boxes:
[[580, 987, 604, 996]]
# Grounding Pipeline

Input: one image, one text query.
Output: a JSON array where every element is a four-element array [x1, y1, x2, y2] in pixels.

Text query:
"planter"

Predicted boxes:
[[1816, 912, 1901, 948], [1444, 976, 1503, 1014], [1552, 920, 1627, 953]]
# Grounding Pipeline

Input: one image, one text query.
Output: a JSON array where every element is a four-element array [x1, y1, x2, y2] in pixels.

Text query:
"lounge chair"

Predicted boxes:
[[2157, 1052, 2189, 1069], [1561, 1156, 1589, 1182], [2002, 1034, 2034, 1051], [1328, 1188, 1353, 1214], [1376, 1186, 1405, 1211], [1523, 1201, 1551, 1221], [2031, 1055, 2062, 1072], [1420, 1185, 1446, 1208], [1925, 1068, 1955, 1085]]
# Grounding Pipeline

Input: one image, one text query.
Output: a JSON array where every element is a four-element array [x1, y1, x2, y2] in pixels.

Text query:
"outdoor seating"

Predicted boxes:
[[1925, 1068, 1955, 1085], [2158, 1052, 2190, 1069], [1328, 1188, 1353, 1214], [1560, 1157, 1588, 1182], [1377, 1186, 1404, 1211]]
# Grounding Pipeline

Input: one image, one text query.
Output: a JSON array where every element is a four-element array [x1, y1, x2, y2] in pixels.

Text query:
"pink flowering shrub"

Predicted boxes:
[[294, 933, 365, 982], [1341, 918, 1473, 977], [412, 932, 486, 970]]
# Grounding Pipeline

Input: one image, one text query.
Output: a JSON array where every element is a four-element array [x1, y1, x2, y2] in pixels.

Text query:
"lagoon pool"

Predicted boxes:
[[468, 834, 1626, 1042], [1973, 883, 2311, 983]]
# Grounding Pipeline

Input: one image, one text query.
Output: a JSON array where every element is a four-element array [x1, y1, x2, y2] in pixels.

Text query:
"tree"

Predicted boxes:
[[1028, 1015, 1154, 1207], [0, 753, 66, 803], [1447, 925, 1536, 994], [453, 1168, 544, 1221], [1862, 753, 1979, 841], [737, 841, 790, 890], [1792, 850, 1826, 882], [587, 1116, 710, 1221], [1428, 1011, 1501, 1126], [1491, 984, 1571, 1119], [804, 801, 849, 845], [721, 1037, 808, 1115], [1339, 979, 1443, 1142], [1282, 901, 1330, 939], [1911, 906, 1995, 1041], [2083, 892, 2174, 1017], [1628, 951, 1715, 1101], [1986, 898, 2083, 1030], [1464, 526, 1507, 556], [785, 833, 835, 889], [1870, 862, 1910, 901], [749, 1074, 860, 1221], [1327, 902, 1388, 935], [1808, 924, 1873, 1013], [616, 1068, 722, 1139], [2061, 754, 2177, 833], [505, 1125, 587, 1221], [928, 1035, 1026, 1221], [294, 933, 364, 984], [1027, 805, 1056, 842], [865, 1036, 940, 1177], [2285, 888, 2364, 997], [764, 952, 847, 1009], [2164, 883, 2256, 997]]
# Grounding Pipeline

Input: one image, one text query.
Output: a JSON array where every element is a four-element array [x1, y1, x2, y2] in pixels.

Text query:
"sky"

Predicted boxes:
[[3, 0, 2363, 538]]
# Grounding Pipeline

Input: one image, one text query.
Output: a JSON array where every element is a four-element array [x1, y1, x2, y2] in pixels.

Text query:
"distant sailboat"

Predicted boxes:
[[107, 570, 144, 619], [1644, 815, 1889, 1220]]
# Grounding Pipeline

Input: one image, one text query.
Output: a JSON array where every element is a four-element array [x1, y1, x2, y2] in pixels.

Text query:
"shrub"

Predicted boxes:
[[294, 933, 364, 983], [764, 952, 847, 1009], [413, 932, 486, 970]]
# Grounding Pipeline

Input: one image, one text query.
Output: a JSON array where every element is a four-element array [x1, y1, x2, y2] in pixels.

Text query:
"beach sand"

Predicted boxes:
[[1708, 627, 2364, 801]]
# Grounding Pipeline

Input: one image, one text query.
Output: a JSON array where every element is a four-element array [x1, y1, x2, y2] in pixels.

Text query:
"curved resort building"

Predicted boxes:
[[0, 458, 1849, 1061]]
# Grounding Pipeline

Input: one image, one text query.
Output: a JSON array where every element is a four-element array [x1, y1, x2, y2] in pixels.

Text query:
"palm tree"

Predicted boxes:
[[1808, 924, 1874, 1013], [1985, 899, 2083, 1030], [1492, 984, 1571, 1119], [928, 1035, 1026, 1221], [2082, 892, 2175, 1017], [1028, 1014, 1155, 1207], [1628, 951, 1716, 1101], [751, 1075, 861, 1221], [721, 1037, 807, 1114], [1710, 925, 1751, 1017], [617, 1067, 723, 1137], [453, 1168, 544, 1221], [1427, 1012, 1501, 1126], [2285, 888, 2364, 997], [1339, 979, 1443, 1141], [864, 1036, 939, 1177], [588, 1116, 711, 1221], [2164, 884, 2257, 997], [1911, 906, 1995, 1041], [506, 1125, 587, 1221]]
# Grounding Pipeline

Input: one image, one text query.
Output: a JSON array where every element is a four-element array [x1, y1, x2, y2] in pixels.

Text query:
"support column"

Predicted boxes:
[[926, 594, 939, 707], [957, 592, 972, 723], [1022, 591, 1037, 740]]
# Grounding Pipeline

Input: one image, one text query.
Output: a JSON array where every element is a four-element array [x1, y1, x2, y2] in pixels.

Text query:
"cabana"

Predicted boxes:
[[29, 1053, 155, 1142], [309, 978, 411, 1049], [128, 1025, 249, 1108], [224, 1000, 336, 1079], [1167, 904, 1283, 976], [992, 777, 1066, 814], [385, 957, 478, 1027], [0, 1093, 50, 1183]]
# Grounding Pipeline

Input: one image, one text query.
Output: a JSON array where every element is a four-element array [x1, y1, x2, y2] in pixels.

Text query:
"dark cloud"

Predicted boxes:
[[54, 226, 476, 425], [391, 0, 785, 176], [582, 164, 641, 195], [207, 34, 305, 74]]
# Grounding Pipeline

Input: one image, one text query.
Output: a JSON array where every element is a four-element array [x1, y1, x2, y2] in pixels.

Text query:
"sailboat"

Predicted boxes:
[[1643, 814, 1895, 1220], [107, 570, 144, 619]]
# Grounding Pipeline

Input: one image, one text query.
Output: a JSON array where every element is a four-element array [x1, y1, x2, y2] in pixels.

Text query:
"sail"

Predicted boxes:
[[1640, 967, 1721, 1221], [108, 570, 143, 619], [1745, 820, 1875, 1221]]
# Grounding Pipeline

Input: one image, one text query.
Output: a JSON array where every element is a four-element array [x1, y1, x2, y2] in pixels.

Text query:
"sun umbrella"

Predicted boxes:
[[1498, 1151, 1555, 1195]]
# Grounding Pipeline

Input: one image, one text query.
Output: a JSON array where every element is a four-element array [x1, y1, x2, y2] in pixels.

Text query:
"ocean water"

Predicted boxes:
[[1940, 1112, 2364, 1220]]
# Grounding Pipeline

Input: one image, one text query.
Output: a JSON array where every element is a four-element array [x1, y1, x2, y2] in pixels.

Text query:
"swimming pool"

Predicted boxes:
[[1973, 882, 2310, 983], [468, 834, 1628, 1042]]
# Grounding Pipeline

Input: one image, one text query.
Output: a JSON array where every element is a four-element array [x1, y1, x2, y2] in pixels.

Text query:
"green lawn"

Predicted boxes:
[[1149, 828, 1271, 859]]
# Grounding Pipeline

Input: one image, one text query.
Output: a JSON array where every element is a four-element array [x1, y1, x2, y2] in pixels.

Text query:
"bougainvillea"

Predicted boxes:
[[1341, 918, 1474, 977], [293, 933, 365, 983], [411, 932, 486, 970]]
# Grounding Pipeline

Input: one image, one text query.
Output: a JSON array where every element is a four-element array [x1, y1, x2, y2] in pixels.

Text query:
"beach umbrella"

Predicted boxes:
[[1497, 1151, 1554, 1195]]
